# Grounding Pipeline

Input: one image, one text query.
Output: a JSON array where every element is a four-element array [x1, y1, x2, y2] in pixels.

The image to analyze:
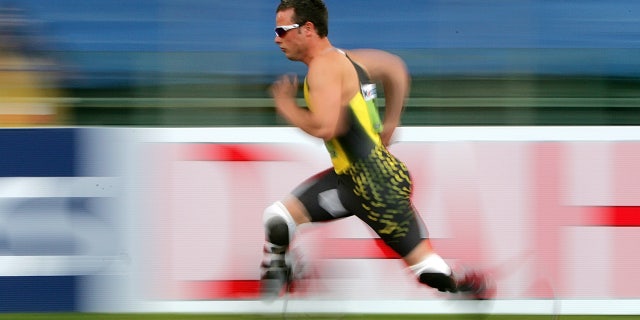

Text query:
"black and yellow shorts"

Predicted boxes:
[[292, 148, 428, 257]]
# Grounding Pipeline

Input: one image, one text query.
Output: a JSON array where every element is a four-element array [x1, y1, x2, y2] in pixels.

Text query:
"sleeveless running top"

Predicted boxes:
[[303, 49, 383, 174]]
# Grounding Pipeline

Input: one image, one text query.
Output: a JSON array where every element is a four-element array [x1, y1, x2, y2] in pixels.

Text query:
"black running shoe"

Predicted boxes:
[[419, 272, 457, 293]]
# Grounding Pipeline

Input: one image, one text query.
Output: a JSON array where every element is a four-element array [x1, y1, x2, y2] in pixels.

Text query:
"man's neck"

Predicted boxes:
[[302, 38, 334, 65]]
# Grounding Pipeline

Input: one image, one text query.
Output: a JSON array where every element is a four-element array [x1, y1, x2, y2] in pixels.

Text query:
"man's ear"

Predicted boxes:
[[303, 21, 314, 35]]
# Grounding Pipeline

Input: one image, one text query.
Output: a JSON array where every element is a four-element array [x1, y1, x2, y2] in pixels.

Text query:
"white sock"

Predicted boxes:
[[409, 253, 452, 276]]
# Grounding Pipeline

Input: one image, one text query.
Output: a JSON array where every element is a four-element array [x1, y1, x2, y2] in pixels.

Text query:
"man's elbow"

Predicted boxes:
[[312, 121, 344, 141], [315, 126, 339, 141]]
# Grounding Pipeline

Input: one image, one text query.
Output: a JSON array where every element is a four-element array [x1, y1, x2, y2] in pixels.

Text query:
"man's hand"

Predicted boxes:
[[271, 74, 299, 117]]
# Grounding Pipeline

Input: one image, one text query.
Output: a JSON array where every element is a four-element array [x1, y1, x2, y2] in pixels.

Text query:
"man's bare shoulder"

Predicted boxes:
[[342, 48, 408, 82], [307, 50, 349, 82], [343, 48, 392, 60]]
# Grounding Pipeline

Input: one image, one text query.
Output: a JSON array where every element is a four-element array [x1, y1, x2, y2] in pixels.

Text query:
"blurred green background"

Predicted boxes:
[[4, 1, 640, 127], [68, 64, 640, 126]]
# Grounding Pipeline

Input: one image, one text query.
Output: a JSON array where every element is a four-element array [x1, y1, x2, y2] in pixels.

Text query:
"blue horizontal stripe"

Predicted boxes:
[[0, 276, 78, 312], [0, 129, 76, 177]]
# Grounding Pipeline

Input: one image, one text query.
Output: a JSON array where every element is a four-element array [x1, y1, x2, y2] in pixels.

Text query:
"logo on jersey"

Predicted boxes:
[[361, 83, 377, 101]]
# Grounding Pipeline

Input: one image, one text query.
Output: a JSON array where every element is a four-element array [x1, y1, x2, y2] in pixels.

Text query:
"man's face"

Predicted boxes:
[[274, 8, 304, 61]]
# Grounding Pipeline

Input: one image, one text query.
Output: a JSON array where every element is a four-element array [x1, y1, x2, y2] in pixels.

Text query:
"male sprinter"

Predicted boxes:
[[261, 0, 495, 300]]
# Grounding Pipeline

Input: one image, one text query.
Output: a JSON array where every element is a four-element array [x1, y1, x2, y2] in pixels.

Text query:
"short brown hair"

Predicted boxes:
[[277, 0, 328, 37]]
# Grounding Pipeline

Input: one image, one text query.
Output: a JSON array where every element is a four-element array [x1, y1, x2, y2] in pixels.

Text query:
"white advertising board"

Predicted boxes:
[[81, 127, 640, 315]]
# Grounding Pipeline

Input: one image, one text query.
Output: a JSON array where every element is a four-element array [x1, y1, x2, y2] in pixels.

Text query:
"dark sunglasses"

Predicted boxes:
[[275, 24, 300, 37]]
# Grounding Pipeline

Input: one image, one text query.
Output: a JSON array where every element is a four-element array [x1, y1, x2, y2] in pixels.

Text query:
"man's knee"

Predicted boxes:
[[263, 201, 296, 246]]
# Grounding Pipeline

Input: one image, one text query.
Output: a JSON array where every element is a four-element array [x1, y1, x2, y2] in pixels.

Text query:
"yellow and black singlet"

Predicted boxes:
[[303, 52, 383, 174], [299, 51, 424, 257]]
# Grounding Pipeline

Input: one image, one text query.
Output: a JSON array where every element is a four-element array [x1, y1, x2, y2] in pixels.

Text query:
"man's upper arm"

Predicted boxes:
[[305, 57, 345, 140], [346, 49, 410, 146]]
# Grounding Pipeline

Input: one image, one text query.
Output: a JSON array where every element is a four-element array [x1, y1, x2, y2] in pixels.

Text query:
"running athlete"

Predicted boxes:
[[261, 0, 494, 300]]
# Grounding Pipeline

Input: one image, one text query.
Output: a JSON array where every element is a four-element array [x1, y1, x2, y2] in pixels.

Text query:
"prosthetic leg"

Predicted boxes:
[[260, 201, 297, 298]]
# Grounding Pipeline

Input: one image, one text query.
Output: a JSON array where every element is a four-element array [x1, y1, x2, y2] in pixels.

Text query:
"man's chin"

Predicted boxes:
[[285, 54, 299, 61]]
